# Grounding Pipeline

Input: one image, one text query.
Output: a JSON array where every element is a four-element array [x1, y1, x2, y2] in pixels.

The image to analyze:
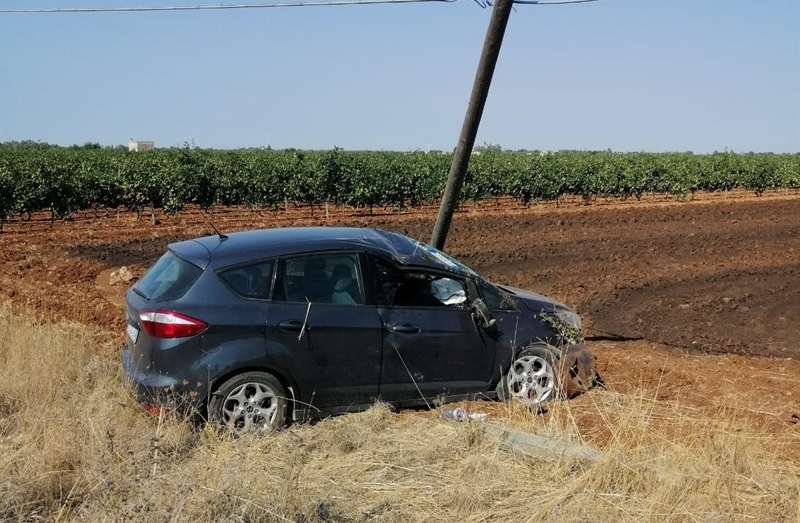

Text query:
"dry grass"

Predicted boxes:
[[0, 305, 798, 523]]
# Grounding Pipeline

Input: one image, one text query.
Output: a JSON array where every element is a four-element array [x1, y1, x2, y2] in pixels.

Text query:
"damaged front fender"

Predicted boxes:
[[557, 343, 603, 398]]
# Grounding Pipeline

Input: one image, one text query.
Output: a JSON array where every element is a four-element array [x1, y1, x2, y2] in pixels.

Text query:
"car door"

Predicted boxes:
[[265, 252, 382, 414], [367, 255, 496, 403]]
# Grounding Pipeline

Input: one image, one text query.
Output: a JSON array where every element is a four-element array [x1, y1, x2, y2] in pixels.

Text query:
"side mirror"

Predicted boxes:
[[470, 298, 496, 330]]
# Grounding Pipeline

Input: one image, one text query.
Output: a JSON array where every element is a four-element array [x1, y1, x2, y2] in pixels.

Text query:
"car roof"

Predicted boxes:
[[168, 227, 469, 274]]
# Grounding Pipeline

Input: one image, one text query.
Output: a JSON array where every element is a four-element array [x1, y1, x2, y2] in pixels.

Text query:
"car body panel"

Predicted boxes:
[[377, 305, 496, 401], [265, 301, 383, 410]]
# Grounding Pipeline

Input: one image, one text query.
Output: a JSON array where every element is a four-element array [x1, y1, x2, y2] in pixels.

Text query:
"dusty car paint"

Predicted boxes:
[[122, 227, 596, 421]]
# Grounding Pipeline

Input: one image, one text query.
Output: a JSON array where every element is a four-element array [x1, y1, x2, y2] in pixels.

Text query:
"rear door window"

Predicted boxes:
[[219, 261, 274, 300], [274, 253, 364, 305], [132, 252, 203, 302]]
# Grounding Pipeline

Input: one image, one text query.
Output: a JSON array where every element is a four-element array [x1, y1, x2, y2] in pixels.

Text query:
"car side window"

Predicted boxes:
[[274, 253, 364, 305], [369, 255, 402, 306], [219, 260, 274, 300], [393, 272, 468, 308]]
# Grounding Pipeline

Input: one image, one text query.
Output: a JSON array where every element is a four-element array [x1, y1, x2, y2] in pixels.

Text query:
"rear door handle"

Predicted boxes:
[[388, 323, 420, 334], [278, 320, 304, 332]]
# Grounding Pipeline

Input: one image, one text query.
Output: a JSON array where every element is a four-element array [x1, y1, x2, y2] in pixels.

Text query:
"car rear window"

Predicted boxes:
[[132, 252, 203, 302]]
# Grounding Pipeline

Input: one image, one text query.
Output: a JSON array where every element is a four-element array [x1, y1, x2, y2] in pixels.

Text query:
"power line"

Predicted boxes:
[[514, 0, 599, 4], [0, 0, 454, 13], [0, 0, 455, 13], [0, 0, 600, 13]]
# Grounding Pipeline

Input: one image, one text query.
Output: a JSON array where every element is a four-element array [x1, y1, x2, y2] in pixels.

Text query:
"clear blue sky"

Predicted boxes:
[[1, 0, 798, 152]]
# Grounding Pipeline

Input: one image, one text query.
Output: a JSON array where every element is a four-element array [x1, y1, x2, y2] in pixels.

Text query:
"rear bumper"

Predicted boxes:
[[121, 347, 206, 412]]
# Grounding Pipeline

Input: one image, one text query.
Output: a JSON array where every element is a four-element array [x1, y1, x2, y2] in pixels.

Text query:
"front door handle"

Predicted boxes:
[[278, 320, 304, 332], [388, 323, 420, 334]]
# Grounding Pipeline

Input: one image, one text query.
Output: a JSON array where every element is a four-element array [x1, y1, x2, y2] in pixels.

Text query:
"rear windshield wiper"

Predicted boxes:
[[131, 286, 149, 300]]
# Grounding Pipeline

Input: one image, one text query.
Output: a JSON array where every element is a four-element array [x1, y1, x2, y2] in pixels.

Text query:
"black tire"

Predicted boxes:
[[497, 345, 560, 406], [209, 371, 287, 434]]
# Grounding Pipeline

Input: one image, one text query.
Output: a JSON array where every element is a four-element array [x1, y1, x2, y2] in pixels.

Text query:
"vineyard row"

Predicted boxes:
[[0, 147, 798, 228]]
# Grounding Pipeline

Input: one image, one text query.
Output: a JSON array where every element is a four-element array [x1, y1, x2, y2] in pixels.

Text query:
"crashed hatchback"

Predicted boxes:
[[122, 227, 598, 432]]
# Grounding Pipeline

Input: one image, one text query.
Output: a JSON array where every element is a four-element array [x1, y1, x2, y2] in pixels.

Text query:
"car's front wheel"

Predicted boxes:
[[497, 345, 559, 407], [209, 371, 287, 434]]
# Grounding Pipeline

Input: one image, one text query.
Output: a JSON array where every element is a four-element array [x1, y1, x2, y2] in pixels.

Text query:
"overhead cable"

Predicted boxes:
[[0, 0, 455, 13], [0, 0, 601, 13], [513, 0, 600, 4]]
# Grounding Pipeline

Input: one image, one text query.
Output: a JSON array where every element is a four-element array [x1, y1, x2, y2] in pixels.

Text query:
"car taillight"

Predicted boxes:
[[143, 403, 170, 417], [139, 310, 208, 339]]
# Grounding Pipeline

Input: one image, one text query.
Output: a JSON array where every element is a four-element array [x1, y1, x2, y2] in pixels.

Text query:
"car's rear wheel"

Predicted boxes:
[[209, 371, 287, 434], [497, 345, 559, 407]]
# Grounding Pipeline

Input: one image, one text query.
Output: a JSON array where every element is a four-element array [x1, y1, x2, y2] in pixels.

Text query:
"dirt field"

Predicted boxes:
[[1, 191, 798, 442]]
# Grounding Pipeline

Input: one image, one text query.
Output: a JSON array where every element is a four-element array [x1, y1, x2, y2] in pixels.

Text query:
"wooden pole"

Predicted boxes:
[[430, 0, 514, 250]]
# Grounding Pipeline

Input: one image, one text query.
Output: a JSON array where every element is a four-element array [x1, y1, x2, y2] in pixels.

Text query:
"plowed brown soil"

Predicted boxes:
[[1, 190, 798, 440]]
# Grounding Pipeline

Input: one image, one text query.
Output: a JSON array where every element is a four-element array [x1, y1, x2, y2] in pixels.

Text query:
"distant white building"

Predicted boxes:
[[128, 139, 155, 152]]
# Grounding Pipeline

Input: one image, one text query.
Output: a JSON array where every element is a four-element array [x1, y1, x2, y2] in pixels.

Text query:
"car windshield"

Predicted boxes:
[[408, 239, 478, 277], [132, 251, 203, 302]]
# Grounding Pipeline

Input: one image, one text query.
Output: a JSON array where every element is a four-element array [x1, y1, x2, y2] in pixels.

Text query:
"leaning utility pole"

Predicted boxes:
[[430, 0, 514, 250]]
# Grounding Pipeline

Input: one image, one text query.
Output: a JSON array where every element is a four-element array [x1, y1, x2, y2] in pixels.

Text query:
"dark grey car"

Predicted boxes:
[[122, 227, 598, 432]]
